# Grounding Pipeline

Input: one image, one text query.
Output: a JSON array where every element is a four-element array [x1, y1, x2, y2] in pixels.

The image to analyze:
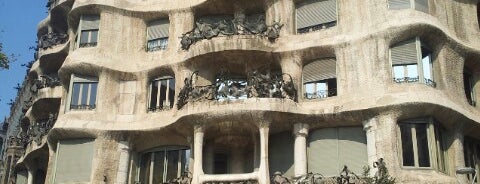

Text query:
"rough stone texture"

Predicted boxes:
[[2, 0, 480, 184]]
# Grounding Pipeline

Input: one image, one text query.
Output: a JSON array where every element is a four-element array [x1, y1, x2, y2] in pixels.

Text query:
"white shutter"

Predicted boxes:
[[388, 0, 411, 10], [391, 39, 418, 65], [269, 131, 295, 177], [338, 127, 368, 175], [147, 19, 170, 40], [296, 0, 337, 29], [414, 0, 429, 13], [303, 58, 336, 83], [54, 139, 95, 184], [81, 15, 100, 30], [308, 128, 339, 176], [16, 171, 28, 184]]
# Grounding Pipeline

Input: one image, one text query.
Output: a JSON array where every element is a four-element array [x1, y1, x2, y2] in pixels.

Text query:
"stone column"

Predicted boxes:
[[293, 123, 309, 177], [363, 117, 378, 176], [192, 125, 205, 184], [115, 141, 131, 184], [265, 0, 295, 35], [258, 124, 270, 184], [453, 123, 468, 184], [280, 53, 302, 101]]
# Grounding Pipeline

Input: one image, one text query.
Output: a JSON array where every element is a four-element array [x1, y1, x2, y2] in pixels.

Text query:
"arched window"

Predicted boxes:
[[146, 19, 169, 52], [296, 0, 337, 34], [303, 58, 337, 99]]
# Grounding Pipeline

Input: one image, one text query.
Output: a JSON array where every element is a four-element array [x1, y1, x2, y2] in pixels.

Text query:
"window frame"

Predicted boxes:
[[464, 138, 480, 184], [387, 0, 429, 13], [136, 146, 190, 184], [66, 74, 99, 112], [295, 0, 339, 34], [397, 117, 448, 173], [464, 70, 477, 106], [76, 15, 100, 49], [146, 19, 170, 52], [390, 37, 435, 87], [147, 76, 175, 112]]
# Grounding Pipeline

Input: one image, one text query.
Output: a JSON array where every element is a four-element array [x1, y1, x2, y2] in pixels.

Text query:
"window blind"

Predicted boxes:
[[296, 0, 337, 29], [388, 0, 411, 10], [54, 139, 95, 184], [269, 131, 295, 177], [81, 15, 100, 30], [303, 58, 336, 83], [391, 39, 418, 65], [147, 19, 170, 40], [414, 0, 429, 13]]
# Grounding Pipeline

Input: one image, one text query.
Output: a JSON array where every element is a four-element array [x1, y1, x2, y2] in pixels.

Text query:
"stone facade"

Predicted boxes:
[[2, 0, 480, 184]]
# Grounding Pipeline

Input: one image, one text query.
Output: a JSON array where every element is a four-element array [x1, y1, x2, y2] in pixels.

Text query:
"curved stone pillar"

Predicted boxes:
[[192, 125, 205, 184], [293, 123, 308, 177]]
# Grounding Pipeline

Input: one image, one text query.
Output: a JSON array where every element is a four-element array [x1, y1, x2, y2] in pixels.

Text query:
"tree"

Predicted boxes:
[[0, 43, 12, 70]]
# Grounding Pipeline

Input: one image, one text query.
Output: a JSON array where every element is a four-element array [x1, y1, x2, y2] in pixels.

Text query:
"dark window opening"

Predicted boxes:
[[464, 71, 476, 106], [149, 77, 175, 111], [214, 153, 229, 174]]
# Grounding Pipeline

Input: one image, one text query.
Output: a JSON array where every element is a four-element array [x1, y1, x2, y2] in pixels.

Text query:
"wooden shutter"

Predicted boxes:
[[388, 0, 411, 10], [296, 0, 337, 29], [16, 171, 27, 184], [308, 128, 339, 176], [147, 19, 170, 40], [414, 0, 429, 13], [303, 58, 336, 83], [269, 131, 294, 177], [391, 39, 418, 65], [81, 15, 100, 30], [338, 127, 368, 174], [54, 139, 95, 184]]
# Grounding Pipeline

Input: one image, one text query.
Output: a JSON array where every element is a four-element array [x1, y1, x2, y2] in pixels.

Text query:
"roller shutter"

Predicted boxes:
[[54, 139, 95, 184], [414, 0, 429, 13], [391, 39, 418, 65], [269, 131, 295, 177], [388, 0, 411, 10], [81, 15, 100, 30], [308, 127, 367, 176], [147, 19, 170, 40], [303, 58, 336, 83], [296, 0, 337, 29]]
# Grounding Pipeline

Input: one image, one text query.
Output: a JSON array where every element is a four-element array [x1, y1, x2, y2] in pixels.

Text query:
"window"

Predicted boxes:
[[388, 0, 429, 13], [53, 139, 95, 183], [77, 15, 100, 48], [146, 19, 169, 52], [307, 127, 367, 176], [303, 58, 337, 99], [148, 77, 175, 111], [391, 38, 435, 87], [138, 146, 190, 184], [269, 131, 294, 177], [464, 138, 480, 183], [68, 75, 98, 110], [398, 118, 447, 172], [464, 70, 476, 106], [296, 0, 337, 34]]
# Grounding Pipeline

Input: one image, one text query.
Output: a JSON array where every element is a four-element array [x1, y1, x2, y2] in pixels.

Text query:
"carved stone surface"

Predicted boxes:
[[38, 32, 68, 50], [180, 14, 283, 50], [177, 70, 296, 109]]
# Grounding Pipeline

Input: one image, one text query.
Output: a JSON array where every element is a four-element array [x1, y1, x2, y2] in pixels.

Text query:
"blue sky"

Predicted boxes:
[[0, 0, 47, 120]]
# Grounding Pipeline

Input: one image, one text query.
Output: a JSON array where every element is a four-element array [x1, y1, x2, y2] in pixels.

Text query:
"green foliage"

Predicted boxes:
[[0, 43, 9, 69]]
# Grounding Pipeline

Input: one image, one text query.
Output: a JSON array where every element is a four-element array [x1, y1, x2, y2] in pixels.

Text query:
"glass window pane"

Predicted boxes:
[[400, 124, 415, 166], [153, 151, 165, 183], [166, 150, 180, 181], [160, 80, 167, 108], [415, 123, 430, 167], [168, 78, 175, 108], [182, 150, 190, 175], [393, 65, 405, 79], [422, 55, 432, 81], [407, 64, 418, 79], [89, 83, 97, 108], [150, 81, 159, 110], [90, 30, 98, 43], [139, 153, 152, 184], [71, 83, 81, 107], [80, 31, 89, 44], [317, 82, 327, 98], [81, 83, 89, 106]]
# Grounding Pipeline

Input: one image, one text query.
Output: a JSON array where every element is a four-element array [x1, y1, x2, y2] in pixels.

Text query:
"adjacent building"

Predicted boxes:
[[2, 0, 480, 184]]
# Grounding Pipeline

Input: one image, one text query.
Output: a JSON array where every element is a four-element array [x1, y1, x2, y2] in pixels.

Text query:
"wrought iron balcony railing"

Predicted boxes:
[[30, 75, 61, 94], [70, 104, 96, 110], [393, 77, 436, 88], [38, 32, 68, 50]]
